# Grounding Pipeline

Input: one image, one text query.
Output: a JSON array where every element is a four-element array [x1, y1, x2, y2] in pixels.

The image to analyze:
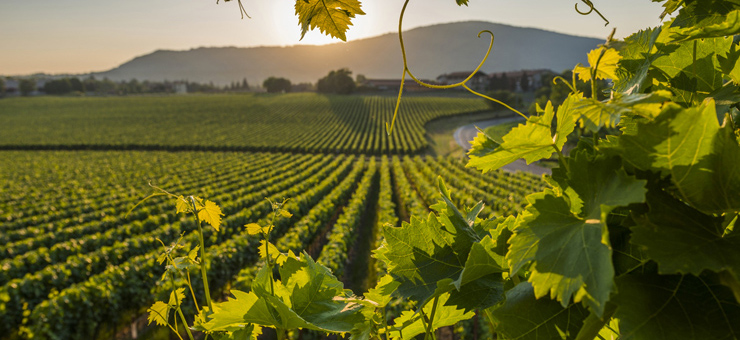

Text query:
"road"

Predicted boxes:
[[453, 116, 552, 176]]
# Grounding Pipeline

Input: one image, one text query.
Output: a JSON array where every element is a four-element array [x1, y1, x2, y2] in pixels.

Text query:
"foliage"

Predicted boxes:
[[0, 94, 487, 154], [262, 77, 292, 93], [317, 68, 356, 95], [4, 1, 740, 339], [18, 79, 35, 96], [483, 90, 522, 110]]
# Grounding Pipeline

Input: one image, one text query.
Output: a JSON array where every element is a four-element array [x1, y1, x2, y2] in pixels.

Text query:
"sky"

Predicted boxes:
[[0, 0, 667, 76]]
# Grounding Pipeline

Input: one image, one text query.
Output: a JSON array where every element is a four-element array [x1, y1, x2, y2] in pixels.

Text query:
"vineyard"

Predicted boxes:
[[0, 150, 543, 338], [0, 94, 488, 154]]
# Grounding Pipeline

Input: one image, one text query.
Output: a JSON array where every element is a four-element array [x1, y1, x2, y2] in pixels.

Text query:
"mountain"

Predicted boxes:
[[94, 21, 602, 85]]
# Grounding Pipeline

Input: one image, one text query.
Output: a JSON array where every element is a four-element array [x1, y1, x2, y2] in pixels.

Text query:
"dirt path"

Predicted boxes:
[[453, 116, 552, 176]]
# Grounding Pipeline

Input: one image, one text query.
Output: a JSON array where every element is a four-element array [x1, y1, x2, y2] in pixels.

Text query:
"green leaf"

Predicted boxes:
[[364, 275, 400, 308], [614, 273, 740, 340], [718, 43, 740, 84], [650, 33, 732, 105], [175, 195, 192, 214], [573, 47, 622, 82], [199, 199, 224, 231], [631, 189, 740, 282], [389, 292, 474, 339], [618, 100, 740, 214], [467, 93, 580, 173], [382, 213, 468, 304], [294, 0, 365, 41], [573, 91, 671, 133], [278, 252, 364, 332], [381, 187, 505, 312], [666, 0, 740, 42], [490, 282, 589, 340], [508, 150, 646, 316], [147, 301, 170, 326], [614, 27, 664, 94], [168, 287, 186, 307], [670, 9, 740, 42]]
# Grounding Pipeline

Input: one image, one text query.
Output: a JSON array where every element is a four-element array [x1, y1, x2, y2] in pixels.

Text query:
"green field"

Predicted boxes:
[[0, 93, 488, 154], [0, 93, 544, 339]]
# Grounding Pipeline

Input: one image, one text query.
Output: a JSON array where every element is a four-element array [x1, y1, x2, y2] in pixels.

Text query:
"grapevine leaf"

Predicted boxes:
[[614, 27, 664, 94], [294, 0, 365, 41], [453, 236, 504, 289], [467, 94, 580, 173], [168, 287, 186, 307], [175, 195, 192, 214], [650, 33, 732, 105], [614, 273, 740, 340], [670, 9, 740, 42], [198, 200, 223, 231], [389, 292, 474, 339], [666, 0, 740, 42], [718, 43, 740, 84], [245, 223, 266, 235], [364, 275, 400, 308], [381, 187, 504, 311], [259, 240, 288, 266], [574, 47, 622, 82], [382, 213, 468, 303], [572, 91, 670, 133], [508, 150, 646, 316], [456, 0, 470, 5], [277, 251, 364, 332], [279, 209, 292, 218], [490, 282, 589, 340], [205, 252, 363, 333], [631, 189, 740, 282], [618, 100, 740, 214], [147, 301, 170, 326]]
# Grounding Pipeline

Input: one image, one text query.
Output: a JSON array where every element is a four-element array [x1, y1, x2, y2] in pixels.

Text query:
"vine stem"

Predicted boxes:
[[190, 197, 213, 312], [387, 0, 522, 133], [552, 144, 570, 173], [423, 296, 440, 340]]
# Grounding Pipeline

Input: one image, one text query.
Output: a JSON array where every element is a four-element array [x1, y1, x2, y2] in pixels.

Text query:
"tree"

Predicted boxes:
[[241, 78, 249, 90], [519, 71, 529, 92], [0, 78, 5, 97], [263, 77, 291, 93], [19, 79, 35, 96], [317, 68, 355, 94]]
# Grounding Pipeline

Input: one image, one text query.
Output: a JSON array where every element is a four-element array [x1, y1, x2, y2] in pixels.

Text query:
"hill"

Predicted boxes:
[[94, 21, 602, 85]]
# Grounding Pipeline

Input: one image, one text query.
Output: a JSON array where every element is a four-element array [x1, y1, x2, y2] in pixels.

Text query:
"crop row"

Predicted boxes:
[[0, 94, 489, 155], [0, 151, 543, 338]]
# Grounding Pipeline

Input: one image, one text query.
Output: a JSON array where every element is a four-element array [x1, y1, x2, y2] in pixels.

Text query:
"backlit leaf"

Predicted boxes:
[[508, 150, 646, 316], [245, 223, 265, 235], [294, 0, 365, 41], [198, 200, 223, 231], [618, 100, 740, 214], [574, 47, 622, 82], [147, 301, 170, 326], [467, 93, 580, 173], [389, 292, 474, 340]]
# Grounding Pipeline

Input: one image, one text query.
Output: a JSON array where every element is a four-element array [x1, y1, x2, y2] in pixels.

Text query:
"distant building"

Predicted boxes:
[[488, 69, 554, 92], [360, 78, 440, 92], [174, 82, 187, 94], [436, 71, 489, 92]]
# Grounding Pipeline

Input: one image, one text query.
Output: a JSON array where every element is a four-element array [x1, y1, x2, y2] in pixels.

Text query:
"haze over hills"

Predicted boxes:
[[94, 21, 602, 85]]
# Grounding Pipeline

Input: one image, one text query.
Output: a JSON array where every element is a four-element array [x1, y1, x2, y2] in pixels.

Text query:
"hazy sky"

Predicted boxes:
[[0, 1, 666, 75]]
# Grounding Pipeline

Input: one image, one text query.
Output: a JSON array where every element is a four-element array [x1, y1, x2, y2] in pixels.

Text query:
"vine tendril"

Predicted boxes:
[[387, 0, 526, 135], [575, 1, 609, 26]]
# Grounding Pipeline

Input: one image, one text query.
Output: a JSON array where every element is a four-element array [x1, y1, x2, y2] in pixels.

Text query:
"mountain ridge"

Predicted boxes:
[[93, 21, 603, 85]]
